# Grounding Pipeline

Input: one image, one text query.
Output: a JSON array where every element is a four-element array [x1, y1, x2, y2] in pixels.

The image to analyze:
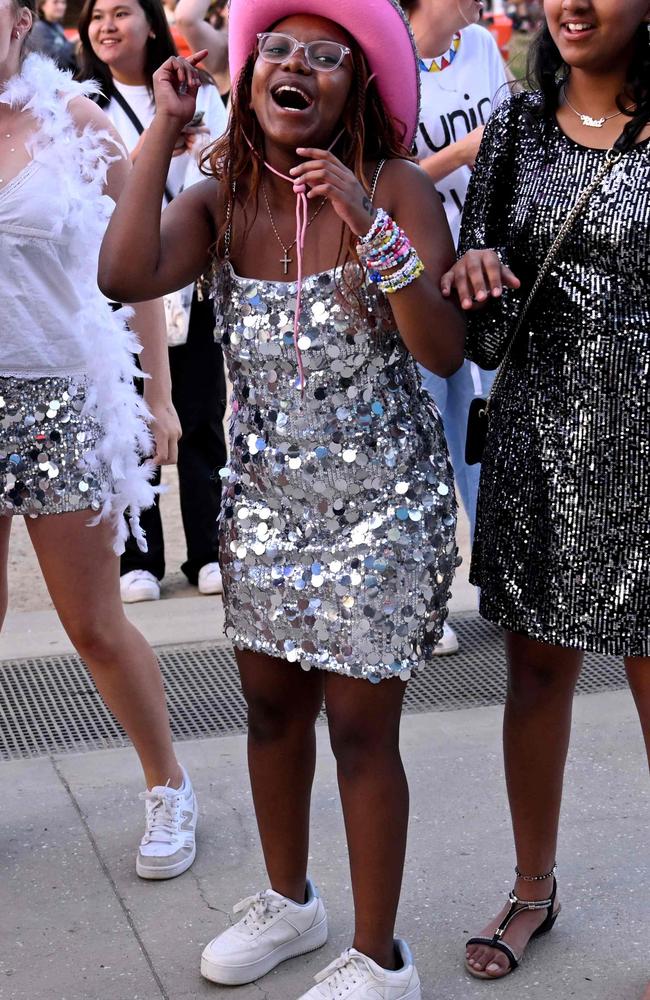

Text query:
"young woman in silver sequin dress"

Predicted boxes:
[[442, 0, 650, 981], [99, 0, 465, 994], [0, 0, 199, 880]]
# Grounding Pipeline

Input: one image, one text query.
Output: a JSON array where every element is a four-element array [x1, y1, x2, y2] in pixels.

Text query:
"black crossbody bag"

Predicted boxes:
[[109, 85, 176, 205], [465, 144, 623, 466]]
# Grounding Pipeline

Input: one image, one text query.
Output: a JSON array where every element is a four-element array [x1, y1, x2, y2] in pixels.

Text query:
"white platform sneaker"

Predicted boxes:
[[299, 939, 421, 999], [201, 878, 328, 985], [136, 766, 198, 880]]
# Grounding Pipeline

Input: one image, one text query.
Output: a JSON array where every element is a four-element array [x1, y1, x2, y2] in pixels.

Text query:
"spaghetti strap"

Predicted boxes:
[[370, 159, 387, 203]]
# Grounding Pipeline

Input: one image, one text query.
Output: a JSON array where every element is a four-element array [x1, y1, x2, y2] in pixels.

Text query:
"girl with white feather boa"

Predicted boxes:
[[0, 0, 198, 880]]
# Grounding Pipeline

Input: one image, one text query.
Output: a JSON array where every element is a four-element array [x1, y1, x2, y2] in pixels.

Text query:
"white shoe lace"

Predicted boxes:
[[139, 786, 181, 845], [233, 891, 286, 934], [313, 950, 366, 997]]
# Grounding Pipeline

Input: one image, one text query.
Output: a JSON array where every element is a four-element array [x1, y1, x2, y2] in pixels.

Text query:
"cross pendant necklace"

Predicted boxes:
[[262, 181, 327, 275], [281, 250, 292, 275]]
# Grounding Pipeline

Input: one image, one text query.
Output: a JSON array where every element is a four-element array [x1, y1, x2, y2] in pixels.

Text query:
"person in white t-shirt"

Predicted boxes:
[[400, 0, 509, 655], [77, 0, 229, 603]]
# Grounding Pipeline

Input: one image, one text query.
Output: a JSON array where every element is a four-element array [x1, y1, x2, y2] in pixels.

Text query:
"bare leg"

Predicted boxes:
[[0, 517, 11, 629], [467, 632, 582, 977], [626, 656, 650, 771], [324, 673, 408, 970], [26, 510, 181, 790], [237, 649, 324, 902]]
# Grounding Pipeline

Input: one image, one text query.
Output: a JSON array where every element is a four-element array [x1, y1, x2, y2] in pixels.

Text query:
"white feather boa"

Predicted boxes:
[[0, 54, 157, 554]]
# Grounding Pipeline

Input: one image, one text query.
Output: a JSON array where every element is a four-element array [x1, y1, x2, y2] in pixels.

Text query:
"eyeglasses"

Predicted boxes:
[[257, 32, 351, 73]]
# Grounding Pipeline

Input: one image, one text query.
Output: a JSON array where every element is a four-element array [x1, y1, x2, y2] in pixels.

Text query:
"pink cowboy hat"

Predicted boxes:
[[228, 0, 420, 148]]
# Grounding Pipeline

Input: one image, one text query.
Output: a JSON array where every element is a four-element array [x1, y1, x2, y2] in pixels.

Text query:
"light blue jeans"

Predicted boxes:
[[419, 360, 496, 545]]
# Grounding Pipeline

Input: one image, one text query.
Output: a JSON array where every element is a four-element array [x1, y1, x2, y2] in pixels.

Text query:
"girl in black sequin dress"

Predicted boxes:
[[442, 0, 650, 982]]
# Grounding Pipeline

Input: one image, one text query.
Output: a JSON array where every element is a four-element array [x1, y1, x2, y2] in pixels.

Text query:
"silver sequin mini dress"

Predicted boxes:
[[212, 263, 457, 682], [460, 93, 650, 657]]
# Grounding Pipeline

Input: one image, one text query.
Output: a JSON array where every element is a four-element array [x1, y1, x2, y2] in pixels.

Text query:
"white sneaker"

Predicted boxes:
[[432, 622, 459, 656], [198, 562, 223, 595], [136, 765, 197, 880], [300, 939, 421, 999], [120, 570, 160, 604], [201, 878, 328, 985]]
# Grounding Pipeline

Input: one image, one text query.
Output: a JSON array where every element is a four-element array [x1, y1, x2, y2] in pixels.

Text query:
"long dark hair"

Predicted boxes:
[[76, 0, 177, 107], [527, 21, 650, 151], [203, 34, 411, 276]]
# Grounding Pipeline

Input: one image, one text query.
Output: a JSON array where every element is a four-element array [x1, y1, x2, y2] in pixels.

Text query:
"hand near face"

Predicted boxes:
[[289, 147, 377, 237], [152, 50, 208, 125]]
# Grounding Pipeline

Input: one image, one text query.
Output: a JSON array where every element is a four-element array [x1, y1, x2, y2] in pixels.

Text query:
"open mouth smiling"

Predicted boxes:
[[271, 84, 315, 112], [562, 21, 596, 35]]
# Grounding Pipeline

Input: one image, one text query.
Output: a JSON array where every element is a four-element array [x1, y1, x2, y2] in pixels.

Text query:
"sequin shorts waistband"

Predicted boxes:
[[0, 375, 110, 517]]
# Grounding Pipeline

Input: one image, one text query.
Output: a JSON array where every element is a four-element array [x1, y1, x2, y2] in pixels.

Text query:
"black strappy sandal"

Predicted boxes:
[[465, 867, 561, 980]]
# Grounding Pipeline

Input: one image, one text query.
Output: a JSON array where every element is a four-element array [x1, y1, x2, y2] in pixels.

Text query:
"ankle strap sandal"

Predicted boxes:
[[465, 873, 560, 980]]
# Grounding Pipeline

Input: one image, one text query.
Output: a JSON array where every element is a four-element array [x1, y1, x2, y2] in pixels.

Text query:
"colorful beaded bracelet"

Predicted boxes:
[[357, 208, 425, 295]]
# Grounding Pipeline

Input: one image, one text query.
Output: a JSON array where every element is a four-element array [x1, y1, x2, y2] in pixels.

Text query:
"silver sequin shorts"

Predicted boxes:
[[0, 375, 109, 517]]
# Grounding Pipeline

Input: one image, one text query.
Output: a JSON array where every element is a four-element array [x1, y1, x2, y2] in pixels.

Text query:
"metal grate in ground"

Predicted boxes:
[[0, 613, 627, 760]]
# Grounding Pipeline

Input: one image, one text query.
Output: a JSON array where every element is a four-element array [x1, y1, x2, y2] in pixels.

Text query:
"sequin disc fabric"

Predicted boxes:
[[212, 263, 458, 682], [0, 376, 109, 517], [461, 93, 650, 657]]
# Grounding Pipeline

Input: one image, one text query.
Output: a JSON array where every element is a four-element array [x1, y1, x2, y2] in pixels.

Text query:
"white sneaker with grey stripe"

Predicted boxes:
[[136, 766, 197, 880]]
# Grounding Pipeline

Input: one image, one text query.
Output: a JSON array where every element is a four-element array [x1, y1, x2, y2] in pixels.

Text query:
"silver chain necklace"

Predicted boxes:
[[563, 87, 635, 129], [262, 181, 328, 275]]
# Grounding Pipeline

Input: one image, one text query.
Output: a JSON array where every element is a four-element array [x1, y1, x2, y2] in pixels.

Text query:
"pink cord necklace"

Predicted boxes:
[[243, 127, 347, 395]]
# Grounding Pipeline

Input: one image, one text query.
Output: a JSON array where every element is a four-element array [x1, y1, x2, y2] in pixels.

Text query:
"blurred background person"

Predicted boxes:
[[174, 0, 228, 97], [161, 0, 190, 56], [27, 0, 77, 69], [77, 0, 229, 602], [400, 0, 509, 655]]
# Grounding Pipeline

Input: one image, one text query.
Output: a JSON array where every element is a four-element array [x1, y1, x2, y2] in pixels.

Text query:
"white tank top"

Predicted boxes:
[[0, 159, 92, 377]]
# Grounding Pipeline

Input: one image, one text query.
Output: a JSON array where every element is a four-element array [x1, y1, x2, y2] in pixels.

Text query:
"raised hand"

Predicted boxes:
[[440, 249, 521, 310], [290, 147, 377, 237], [152, 50, 209, 126]]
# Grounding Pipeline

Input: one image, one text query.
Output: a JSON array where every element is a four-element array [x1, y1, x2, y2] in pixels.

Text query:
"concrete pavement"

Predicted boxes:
[[1, 692, 649, 1000]]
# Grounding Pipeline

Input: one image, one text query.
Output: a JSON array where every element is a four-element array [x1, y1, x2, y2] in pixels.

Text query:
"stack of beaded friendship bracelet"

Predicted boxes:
[[356, 208, 425, 294]]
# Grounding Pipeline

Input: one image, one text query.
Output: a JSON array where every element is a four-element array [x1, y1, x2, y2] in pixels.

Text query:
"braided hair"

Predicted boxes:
[[528, 21, 650, 152]]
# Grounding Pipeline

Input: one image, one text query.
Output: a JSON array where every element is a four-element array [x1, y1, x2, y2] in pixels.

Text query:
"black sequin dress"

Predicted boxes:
[[460, 93, 650, 657]]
